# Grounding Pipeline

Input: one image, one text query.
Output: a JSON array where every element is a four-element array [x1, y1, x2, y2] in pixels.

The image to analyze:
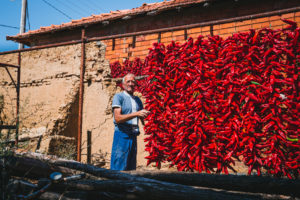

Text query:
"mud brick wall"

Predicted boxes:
[[0, 45, 81, 136], [0, 41, 148, 168], [0, 45, 81, 157]]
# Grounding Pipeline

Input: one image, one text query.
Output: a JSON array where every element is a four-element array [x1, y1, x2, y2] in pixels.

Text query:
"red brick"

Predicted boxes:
[[161, 34, 172, 39], [260, 22, 271, 29], [187, 27, 201, 34], [102, 39, 111, 47], [145, 34, 158, 40], [105, 51, 113, 56], [136, 35, 146, 42], [135, 40, 150, 48], [236, 19, 252, 27], [173, 30, 184, 36], [149, 40, 157, 46], [115, 45, 122, 50], [220, 33, 232, 39], [269, 15, 281, 21], [120, 52, 128, 58], [212, 24, 220, 31], [218, 28, 228, 34], [162, 32, 172, 38], [161, 37, 173, 44], [142, 50, 150, 56], [211, 30, 218, 35], [126, 37, 133, 44], [133, 46, 143, 51], [221, 27, 235, 35], [186, 33, 197, 39], [105, 54, 111, 59], [271, 25, 283, 30], [252, 17, 269, 23], [134, 51, 147, 57], [115, 38, 122, 45], [201, 31, 211, 37], [143, 40, 151, 47], [174, 34, 184, 41], [220, 22, 235, 29], [281, 13, 295, 19], [270, 20, 285, 27], [235, 25, 252, 32], [201, 26, 210, 32], [228, 27, 236, 34], [135, 41, 143, 48], [252, 23, 262, 30], [110, 55, 118, 60], [118, 58, 124, 63]]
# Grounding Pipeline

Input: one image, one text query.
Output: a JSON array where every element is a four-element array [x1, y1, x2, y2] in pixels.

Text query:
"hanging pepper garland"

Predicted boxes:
[[110, 19, 300, 178], [110, 58, 146, 92]]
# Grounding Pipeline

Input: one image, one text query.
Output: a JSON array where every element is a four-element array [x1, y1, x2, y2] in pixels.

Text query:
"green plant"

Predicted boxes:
[[54, 142, 76, 160]]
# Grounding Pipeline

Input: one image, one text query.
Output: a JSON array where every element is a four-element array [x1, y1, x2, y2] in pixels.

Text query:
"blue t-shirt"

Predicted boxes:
[[112, 91, 143, 135]]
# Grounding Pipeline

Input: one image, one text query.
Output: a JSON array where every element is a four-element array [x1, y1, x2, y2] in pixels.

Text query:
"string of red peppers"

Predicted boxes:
[[110, 58, 146, 92], [110, 19, 300, 178]]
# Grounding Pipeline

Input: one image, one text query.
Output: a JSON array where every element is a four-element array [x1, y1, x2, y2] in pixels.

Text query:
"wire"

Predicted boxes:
[[93, 0, 108, 12], [54, 0, 86, 18], [64, 0, 95, 17], [0, 24, 19, 30], [26, 0, 30, 30], [77, 1, 98, 14], [41, 0, 72, 20], [84, 0, 106, 13]]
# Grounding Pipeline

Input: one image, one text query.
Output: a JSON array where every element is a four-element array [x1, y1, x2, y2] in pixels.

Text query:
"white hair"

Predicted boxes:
[[122, 73, 135, 83]]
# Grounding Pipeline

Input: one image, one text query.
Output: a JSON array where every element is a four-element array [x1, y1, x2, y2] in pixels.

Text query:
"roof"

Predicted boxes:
[[7, 0, 209, 41]]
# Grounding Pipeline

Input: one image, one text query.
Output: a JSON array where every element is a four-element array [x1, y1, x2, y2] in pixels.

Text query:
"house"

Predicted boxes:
[[0, 0, 299, 169]]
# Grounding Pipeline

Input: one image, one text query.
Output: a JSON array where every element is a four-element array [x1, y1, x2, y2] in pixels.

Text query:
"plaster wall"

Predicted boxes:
[[0, 41, 148, 168]]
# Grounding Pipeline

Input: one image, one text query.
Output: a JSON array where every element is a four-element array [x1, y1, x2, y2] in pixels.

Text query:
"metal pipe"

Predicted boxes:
[[1, 6, 299, 56], [0, 40, 82, 55], [77, 29, 86, 162], [4, 67, 17, 89], [15, 52, 21, 146], [0, 63, 20, 68]]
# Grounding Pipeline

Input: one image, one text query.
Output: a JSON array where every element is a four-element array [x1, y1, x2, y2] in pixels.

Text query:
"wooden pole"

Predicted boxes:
[[19, 0, 27, 49]]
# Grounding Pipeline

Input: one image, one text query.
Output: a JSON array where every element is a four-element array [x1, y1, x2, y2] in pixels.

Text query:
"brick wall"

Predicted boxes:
[[104, 11, 300, 63]]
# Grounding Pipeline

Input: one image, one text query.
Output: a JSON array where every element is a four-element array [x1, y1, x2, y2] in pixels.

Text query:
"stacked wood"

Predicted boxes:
[[0, 152, 299, 200]]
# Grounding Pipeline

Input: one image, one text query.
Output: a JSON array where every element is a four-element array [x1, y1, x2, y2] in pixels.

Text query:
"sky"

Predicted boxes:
[[0, 0, 160, 52]]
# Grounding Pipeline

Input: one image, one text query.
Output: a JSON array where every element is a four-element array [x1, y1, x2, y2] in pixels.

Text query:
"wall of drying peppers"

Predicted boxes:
[[110, 19, 299, 178], [110, 58, 146, 92]]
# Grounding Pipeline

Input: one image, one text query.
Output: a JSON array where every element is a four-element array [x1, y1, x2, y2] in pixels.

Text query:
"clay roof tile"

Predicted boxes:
[[8, 0, 208, 39]]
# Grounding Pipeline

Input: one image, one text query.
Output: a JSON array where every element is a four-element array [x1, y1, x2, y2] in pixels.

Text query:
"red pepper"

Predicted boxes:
[[111, 19, 299, 178]]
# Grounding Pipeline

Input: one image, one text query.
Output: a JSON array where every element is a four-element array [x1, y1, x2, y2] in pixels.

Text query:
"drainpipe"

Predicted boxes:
[[77, 29, 86, 162]]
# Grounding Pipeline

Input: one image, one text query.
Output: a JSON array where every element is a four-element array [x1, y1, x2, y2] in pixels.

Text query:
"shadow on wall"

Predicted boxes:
[[60, 91, 79, 139], [47, 90, 79, 159]]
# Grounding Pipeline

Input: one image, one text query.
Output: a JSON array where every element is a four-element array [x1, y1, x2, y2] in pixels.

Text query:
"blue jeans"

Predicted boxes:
[[110, 129, 137, 170]]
